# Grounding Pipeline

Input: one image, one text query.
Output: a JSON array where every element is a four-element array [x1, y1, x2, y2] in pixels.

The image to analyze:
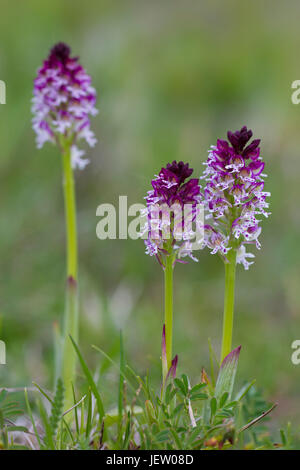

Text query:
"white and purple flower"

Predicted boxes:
[[144, 161, 203, 266], [32, 42, 97, 169], [202, 127, 270, 269]]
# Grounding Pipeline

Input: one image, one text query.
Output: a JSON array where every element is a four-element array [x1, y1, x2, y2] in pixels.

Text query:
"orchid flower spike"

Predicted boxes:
[[144, 161, 203, 267], [202, 127, 270, 269], [32, 42, 98, 169]]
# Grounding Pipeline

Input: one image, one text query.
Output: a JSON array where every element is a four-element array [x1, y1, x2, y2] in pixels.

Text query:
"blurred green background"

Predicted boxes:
[[1, 0, 300, 429]]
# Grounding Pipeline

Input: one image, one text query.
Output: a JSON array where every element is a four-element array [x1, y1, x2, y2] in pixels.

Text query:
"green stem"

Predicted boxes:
[[220, 249, 237, 362], [61, 146, 79, 409], [62, 147, 78, 280], [164, 255, 174, 372]]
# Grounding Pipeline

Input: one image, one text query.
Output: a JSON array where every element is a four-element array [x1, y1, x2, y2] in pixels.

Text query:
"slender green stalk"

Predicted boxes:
[[61, 145, 79, 409], [62, 146, 78, 279], [164, 255, 174, 371], [220, 249, 237, 362]]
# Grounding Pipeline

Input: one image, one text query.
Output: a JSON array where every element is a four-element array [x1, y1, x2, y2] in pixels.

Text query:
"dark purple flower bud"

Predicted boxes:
[[49, 42, 71, 65], [227, 126, 253, 153], [151, 161, 199, 206], [32, 42, 98, 169], [242, 138, 261, 159], [166, 160, 193, 183]]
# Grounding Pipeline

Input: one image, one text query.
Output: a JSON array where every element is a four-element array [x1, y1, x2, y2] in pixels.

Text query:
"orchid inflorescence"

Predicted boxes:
[[202, 126, 270, 270], [144, 160, 203, 267], [32, 42, 98, 169]]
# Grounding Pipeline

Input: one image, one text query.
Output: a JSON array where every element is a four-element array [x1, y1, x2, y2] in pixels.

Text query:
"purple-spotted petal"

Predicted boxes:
[[248, 160, 264, 176]]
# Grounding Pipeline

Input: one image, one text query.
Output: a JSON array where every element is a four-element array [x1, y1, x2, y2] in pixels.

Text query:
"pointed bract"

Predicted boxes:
[[161, 325, 168, 381], [166, 354, 178, 380], [215, 346, 241, 400]]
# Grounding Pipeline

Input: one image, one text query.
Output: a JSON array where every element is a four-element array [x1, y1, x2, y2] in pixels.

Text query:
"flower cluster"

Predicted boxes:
[[202, 127, 270, 269], [32, 42, 97, 169], [144, 161, 202, 266]]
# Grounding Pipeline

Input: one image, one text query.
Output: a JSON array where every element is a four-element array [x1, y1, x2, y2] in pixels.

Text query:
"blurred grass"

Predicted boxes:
[[1, 0, 300, 427]]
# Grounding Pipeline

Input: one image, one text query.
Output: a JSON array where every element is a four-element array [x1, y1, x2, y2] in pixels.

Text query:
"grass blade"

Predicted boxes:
[[70, 335, 105, 421]]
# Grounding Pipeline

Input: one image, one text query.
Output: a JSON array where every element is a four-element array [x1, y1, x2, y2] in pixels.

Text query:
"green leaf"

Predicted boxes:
[[280, 429, 287, 446], [210, 397, 217, 419], [165, 384, 176, 405], [85, 388, 92, 438], [219, 391, 229, 408], [6, 425, 29, 433], [215, 346, 241, 400], [155, 430, 170, 442], [38, 399, 55, 450], [190, 392, 208, 401], [70, 336, 105, 421], [181, 374, 189, 394], [72, 384, 79, 436], [190, 383, 207, 394], [145, 400, 157, 425], [172, 403, 184, 417], [235, 379, 256, 402], [217, 410, 234, 418], [122, 411, 131, 449], [174, 378, 186, 397], [224, 400, 237, 409], [169, 428, 181, 449], [118, 331, 125, 430], [24, 388, 42, 449]]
